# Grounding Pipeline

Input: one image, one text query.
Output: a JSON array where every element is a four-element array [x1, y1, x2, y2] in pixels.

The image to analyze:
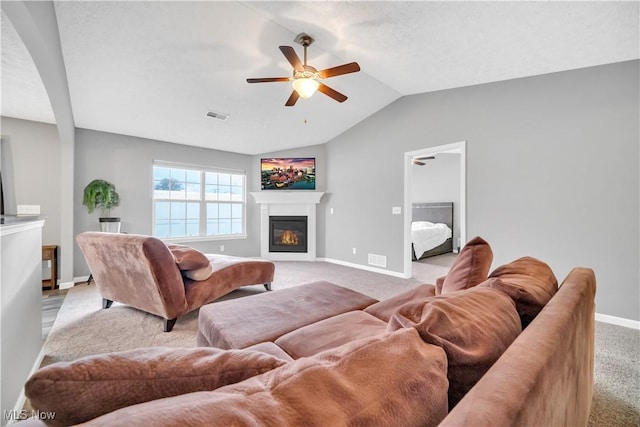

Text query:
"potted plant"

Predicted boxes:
[[83, 179, 121, 233]]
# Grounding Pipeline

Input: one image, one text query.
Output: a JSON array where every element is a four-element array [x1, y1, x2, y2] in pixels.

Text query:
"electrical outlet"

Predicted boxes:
[[17, 205, 41, 216], [352, 248, 357, 255], [220, 245, 225, 252], [392, 206, 401, 215]]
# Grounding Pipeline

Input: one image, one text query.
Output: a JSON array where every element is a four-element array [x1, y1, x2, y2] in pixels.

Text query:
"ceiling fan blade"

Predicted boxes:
[[285, 90, 300, 107], [279, 46, 304, 72], [317, 83, 347, 103], [246, 77, 291, 83], [317, 62, 361, 79]]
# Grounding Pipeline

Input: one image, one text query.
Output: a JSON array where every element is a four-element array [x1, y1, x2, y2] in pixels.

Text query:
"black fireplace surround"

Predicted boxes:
[[269, 216, 308, 253]]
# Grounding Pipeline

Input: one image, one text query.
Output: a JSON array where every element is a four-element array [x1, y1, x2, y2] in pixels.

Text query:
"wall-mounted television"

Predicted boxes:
[[261, 158, 315, 190]]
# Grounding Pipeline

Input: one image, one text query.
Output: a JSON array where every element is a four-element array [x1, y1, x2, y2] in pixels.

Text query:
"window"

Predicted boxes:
[[153, 161, 246, 240]]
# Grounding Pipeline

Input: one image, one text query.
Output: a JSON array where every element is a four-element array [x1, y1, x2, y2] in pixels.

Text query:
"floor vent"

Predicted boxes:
[[368, 253, 387, 268], [206, 111, 229, 121]]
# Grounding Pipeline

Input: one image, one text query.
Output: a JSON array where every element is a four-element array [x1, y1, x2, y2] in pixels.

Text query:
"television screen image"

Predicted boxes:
[[261, 158, 315, 190]]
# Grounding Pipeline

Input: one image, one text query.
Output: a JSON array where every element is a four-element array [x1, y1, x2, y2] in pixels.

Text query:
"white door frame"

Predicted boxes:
[[403, 141, 466, 278]]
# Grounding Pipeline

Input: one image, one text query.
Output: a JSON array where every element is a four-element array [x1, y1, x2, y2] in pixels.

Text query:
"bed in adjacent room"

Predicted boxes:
[[411, 202, 453, 261]]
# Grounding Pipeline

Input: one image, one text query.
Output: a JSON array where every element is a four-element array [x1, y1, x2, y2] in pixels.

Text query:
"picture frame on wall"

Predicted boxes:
[[261, 158, 315, 190]]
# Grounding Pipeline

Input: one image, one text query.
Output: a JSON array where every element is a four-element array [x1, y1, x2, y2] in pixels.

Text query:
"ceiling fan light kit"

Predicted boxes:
[[292, 70, 320, 98], [247, 32, 360, 106]]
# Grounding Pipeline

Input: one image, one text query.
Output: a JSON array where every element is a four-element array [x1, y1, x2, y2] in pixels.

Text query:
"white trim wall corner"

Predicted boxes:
[[403, 141, 466, 279]]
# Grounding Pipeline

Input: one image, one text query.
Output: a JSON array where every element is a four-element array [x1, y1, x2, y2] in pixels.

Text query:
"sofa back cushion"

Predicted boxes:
[[481, 256, 559, 327], [364, 283, 436, 322], [387, 287, 521, 408], [25, 347, 288, 427], [438, 236, 493, 295], [86, 329, 450, 427]]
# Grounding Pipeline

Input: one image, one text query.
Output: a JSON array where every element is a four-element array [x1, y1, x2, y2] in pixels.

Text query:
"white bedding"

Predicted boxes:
[[412, 221, 452, 258]]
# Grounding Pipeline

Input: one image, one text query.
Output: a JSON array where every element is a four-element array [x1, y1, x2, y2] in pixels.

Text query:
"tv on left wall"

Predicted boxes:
[[261, 158, 315, 190]]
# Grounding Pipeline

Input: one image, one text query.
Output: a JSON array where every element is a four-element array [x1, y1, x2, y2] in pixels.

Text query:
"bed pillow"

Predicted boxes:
[[439, 236, 493, 295], [25, 347, 288, 427], [481, 256, 559, 327], [387, 287, 521, 408], [86, 329, 449, 427], [168, 244, 210, 271]]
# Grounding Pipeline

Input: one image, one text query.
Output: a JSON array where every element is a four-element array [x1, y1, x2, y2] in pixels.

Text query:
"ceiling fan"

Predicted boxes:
[[412, 156, 435, 166], [246, 33, 360, 107]]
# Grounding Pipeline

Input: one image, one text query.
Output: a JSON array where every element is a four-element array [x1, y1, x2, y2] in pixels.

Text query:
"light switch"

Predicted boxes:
[[392, 206, 401, 215]]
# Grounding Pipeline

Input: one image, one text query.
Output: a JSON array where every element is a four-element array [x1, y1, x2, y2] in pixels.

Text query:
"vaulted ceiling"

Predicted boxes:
[[2, 1, 638, 155]]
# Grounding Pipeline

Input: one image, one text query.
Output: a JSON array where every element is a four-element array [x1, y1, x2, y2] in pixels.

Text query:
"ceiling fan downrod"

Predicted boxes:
[[295, 33, 314, 67]]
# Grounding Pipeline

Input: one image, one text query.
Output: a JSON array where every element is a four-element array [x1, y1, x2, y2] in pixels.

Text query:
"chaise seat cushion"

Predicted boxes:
[[183, 256, 275, 311], [26, 346, 288, 427], [388, 287, 521, 409], [84, 329, 450, 427]]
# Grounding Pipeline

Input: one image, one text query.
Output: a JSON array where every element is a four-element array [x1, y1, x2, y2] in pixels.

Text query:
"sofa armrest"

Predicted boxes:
[[440, 267, 596, 427]]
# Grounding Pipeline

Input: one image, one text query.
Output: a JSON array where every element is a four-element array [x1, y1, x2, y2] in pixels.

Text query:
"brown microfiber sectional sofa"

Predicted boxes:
[[24, 237, 596, 426]]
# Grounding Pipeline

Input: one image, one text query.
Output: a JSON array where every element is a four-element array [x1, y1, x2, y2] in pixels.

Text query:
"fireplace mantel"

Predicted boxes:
[[250, 192, 324, 205], [250, 192, 325, 261]]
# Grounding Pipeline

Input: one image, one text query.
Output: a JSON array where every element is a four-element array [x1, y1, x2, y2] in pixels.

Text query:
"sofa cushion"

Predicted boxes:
[[25, 346, 287, 427], [481, 256, 559, 327], [364, 283, 436, 322], [168, 244, 210, 271], [438, 236, 493, 295], [387, 287, 521, 409], [275, 311, 388, 358], [86, 329, 450, 427]]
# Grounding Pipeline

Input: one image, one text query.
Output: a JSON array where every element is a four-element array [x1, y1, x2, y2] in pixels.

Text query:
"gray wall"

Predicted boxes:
[[74, 128, 260, 277], [324, 60, 639, 321], [0, 117, 62, 250], [411, 153, 461, 246]]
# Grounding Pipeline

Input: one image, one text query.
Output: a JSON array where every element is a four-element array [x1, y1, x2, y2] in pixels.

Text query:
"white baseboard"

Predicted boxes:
[[59, 280, 76, 290], [318, 258, 409, 279], [61, 275, 91, 289], [595, 313, 640, 330]]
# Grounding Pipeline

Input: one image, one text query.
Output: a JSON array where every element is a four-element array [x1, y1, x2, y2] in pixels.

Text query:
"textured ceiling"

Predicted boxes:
[[2, 1, 638, 155]]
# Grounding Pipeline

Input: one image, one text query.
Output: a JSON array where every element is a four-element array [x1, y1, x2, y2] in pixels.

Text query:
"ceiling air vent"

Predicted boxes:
[[206, 111, 229, 121]]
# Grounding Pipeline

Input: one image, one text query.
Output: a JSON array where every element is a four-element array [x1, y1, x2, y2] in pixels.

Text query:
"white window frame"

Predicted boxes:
[[152, 160, 247, 242]]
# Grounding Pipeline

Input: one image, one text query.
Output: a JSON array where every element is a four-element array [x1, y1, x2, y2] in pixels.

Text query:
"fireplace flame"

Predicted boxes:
[[278, 230, 299, 245]]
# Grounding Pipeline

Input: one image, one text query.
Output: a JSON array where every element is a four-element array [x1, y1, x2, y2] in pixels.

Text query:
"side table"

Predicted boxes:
[[42, 245, 58, 290]]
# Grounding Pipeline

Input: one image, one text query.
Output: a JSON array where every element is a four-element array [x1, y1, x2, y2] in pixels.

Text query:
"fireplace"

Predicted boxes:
[[269, 216, 308, 253], [251, 191, 324, 261]]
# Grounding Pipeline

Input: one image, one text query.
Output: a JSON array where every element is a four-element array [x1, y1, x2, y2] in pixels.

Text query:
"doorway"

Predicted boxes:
[[403, 141, 466, 278]]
